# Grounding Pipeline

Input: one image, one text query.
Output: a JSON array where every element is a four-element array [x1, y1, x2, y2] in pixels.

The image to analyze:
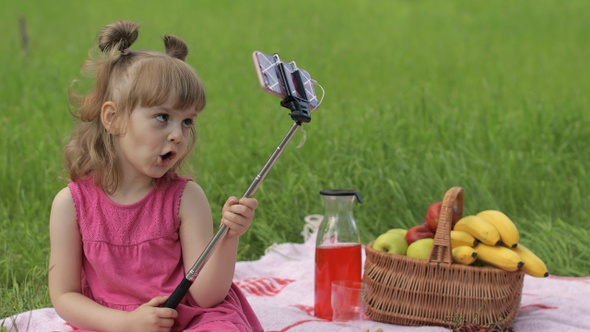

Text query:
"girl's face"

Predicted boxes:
[[115, 97, 197, 180]]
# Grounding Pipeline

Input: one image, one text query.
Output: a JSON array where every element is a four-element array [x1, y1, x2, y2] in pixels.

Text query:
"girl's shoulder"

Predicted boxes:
[[51, 186, 75, 210], [166, 172, 206, 202], [67, 176, 95, 191], [158, 172, 205, 205], [158, 172, 195, 194], [67, 177, 102, 203], [49, 186, 77, 230]]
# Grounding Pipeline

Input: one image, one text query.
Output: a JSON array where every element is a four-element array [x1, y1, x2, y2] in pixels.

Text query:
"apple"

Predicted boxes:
[[406, 238, 434, 260], [372, 233, 408, 255], [424, 201, 442, 232], [425, 201, 461, 232], [386, 228, 408, 239], [405, 222, 435, 245]]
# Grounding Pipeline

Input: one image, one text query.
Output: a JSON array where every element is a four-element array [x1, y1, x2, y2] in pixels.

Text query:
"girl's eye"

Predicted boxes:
[[156, 114, 169, 122], [182, 118, 194, 128]]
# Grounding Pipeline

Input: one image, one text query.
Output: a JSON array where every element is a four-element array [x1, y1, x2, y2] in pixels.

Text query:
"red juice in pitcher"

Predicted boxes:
[[314, 243, 362, 320]]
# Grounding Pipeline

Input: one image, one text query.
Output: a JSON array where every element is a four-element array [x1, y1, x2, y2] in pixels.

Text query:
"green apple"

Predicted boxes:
[[372, 233, 408, 255], [406, 238, 434, 260], [386, 228, 408, 239]]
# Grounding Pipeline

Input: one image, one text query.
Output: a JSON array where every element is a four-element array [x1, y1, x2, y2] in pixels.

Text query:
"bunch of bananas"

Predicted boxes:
[[449, 210, 549, 278]]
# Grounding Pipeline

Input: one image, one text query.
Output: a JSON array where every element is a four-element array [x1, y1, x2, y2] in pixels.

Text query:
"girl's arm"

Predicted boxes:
[[48, 187, 177, 332], [179, 181, 257, 308]]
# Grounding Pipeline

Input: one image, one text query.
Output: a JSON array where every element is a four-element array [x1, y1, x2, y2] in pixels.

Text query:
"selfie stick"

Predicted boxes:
[[164, 61, 313, 309]]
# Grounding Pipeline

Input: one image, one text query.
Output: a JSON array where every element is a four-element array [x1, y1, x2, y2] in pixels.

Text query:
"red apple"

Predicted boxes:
[[405, 222, 435, 245], [425, 201, 442, 232], [425, 201, 461, 232]]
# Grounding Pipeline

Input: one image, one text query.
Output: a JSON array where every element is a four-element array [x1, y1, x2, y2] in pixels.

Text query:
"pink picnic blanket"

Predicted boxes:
[[2, 215, 590, 331]]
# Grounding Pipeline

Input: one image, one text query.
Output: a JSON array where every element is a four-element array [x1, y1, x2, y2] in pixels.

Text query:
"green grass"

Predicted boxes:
[[2, 0, 590, 319]]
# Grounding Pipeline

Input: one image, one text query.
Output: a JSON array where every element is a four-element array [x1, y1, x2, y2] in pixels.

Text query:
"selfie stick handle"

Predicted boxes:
[[164, 120, 303, 309]]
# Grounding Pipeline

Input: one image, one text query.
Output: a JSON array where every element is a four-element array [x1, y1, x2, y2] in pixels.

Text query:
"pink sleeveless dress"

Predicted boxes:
[[68, 173, 263, 332]]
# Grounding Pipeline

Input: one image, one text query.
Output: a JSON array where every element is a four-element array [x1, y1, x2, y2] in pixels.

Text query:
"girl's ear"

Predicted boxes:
[[101, 101, 119, 134]]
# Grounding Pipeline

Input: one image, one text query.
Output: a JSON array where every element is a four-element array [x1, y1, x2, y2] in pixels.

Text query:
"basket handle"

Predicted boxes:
[[427, 186, 464, 264]]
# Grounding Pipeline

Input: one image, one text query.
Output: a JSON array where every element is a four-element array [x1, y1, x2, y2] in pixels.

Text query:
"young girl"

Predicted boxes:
[[48, 21, 263, 332]]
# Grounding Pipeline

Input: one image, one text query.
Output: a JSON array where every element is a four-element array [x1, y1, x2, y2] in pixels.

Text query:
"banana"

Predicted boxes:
[[474, 243, 524, 272], [511, 243, 549, 278], [452, 245, 478, 265], [476, 210, 520, 248], [450, 230, 478, 248], [453, 215, 501, 246]]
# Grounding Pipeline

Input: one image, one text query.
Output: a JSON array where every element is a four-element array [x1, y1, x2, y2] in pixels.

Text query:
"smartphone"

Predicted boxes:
[[252, 51, 319, 110]]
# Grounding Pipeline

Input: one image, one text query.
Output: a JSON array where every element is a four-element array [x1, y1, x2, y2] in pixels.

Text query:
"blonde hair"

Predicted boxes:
[[64, 21, 206, 193]]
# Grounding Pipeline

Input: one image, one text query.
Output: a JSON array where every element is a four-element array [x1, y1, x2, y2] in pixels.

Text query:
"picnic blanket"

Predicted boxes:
[[2, 214, 590, 331]]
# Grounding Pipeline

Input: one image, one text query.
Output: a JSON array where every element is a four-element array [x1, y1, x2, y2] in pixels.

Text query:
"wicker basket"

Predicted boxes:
[[363, 187, 524, 329]]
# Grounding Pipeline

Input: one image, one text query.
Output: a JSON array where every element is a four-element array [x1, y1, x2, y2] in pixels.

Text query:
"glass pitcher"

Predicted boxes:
[[314, 189, 362, 320]]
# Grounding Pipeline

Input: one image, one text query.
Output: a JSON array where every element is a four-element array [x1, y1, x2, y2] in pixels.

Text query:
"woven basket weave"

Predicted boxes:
[[363, 187, 524, 329]]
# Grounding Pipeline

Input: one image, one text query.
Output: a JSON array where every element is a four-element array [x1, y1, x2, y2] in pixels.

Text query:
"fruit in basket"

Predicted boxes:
[[476, 210, 520, 248], [424, 201, 443, 232], [424, 201, 461, 232], [373, 233, 408, 255], [511, 243, 549, 278], [405, 222, 435, 245], [453, 215, 501, 246], [474, 243, 524, 272], [451, 245, 478, 265], [386, 228, 408, 238], [450, 230, 478, 248], [406, 238, 434, 260]]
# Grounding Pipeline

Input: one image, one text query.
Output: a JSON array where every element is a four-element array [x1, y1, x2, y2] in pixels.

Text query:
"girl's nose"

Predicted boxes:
[[168, 125, 183, 144]]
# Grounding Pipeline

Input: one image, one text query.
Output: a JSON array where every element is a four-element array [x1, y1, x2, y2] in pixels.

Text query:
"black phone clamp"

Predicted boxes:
[[281, 95, 311, 123]]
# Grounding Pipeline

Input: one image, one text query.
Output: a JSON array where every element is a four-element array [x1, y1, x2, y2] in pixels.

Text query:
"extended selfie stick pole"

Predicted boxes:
[[164, 66, 312, 309]]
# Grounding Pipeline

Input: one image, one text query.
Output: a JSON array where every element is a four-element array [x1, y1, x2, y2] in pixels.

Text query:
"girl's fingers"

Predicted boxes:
[[226, 196, 239, 206], [159, 308, 178, 319], [146, 296, 167, 307], [220, 196, 257, 237], [222, 211, 248, 227], [222, 213, 250, 237], [145, 296, 178, 319], [226, 205, 255, 222], [238, 197, 258, 210], [160, 317, 175, 328]]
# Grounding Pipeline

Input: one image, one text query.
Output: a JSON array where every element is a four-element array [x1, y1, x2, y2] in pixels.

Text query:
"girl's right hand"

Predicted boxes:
[[220, 196, 258, 238], [126, 296, 178, 332]]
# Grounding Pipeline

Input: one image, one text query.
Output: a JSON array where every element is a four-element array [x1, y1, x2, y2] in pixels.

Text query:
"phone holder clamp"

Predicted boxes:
[[280, 95, 311, 123]]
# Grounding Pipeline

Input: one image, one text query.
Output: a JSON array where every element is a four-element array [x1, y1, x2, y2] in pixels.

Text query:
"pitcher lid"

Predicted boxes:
[[319, 189, 362, 203]]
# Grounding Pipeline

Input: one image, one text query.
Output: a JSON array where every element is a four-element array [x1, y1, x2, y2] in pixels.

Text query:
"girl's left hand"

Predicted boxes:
[[220, 196, 258, 238]]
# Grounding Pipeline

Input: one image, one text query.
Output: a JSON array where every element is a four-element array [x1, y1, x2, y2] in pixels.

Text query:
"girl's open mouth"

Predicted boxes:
[[162, 151, 172, 160], [160, 151, 176, 163]]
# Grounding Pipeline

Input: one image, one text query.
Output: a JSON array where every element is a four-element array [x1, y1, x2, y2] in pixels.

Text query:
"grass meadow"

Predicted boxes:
[[2, 0, 590, 319]]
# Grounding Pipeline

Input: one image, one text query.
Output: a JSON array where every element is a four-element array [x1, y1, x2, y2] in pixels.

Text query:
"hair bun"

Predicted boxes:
[[98, 21, 139, 53], [163, 35, 189, 61]]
